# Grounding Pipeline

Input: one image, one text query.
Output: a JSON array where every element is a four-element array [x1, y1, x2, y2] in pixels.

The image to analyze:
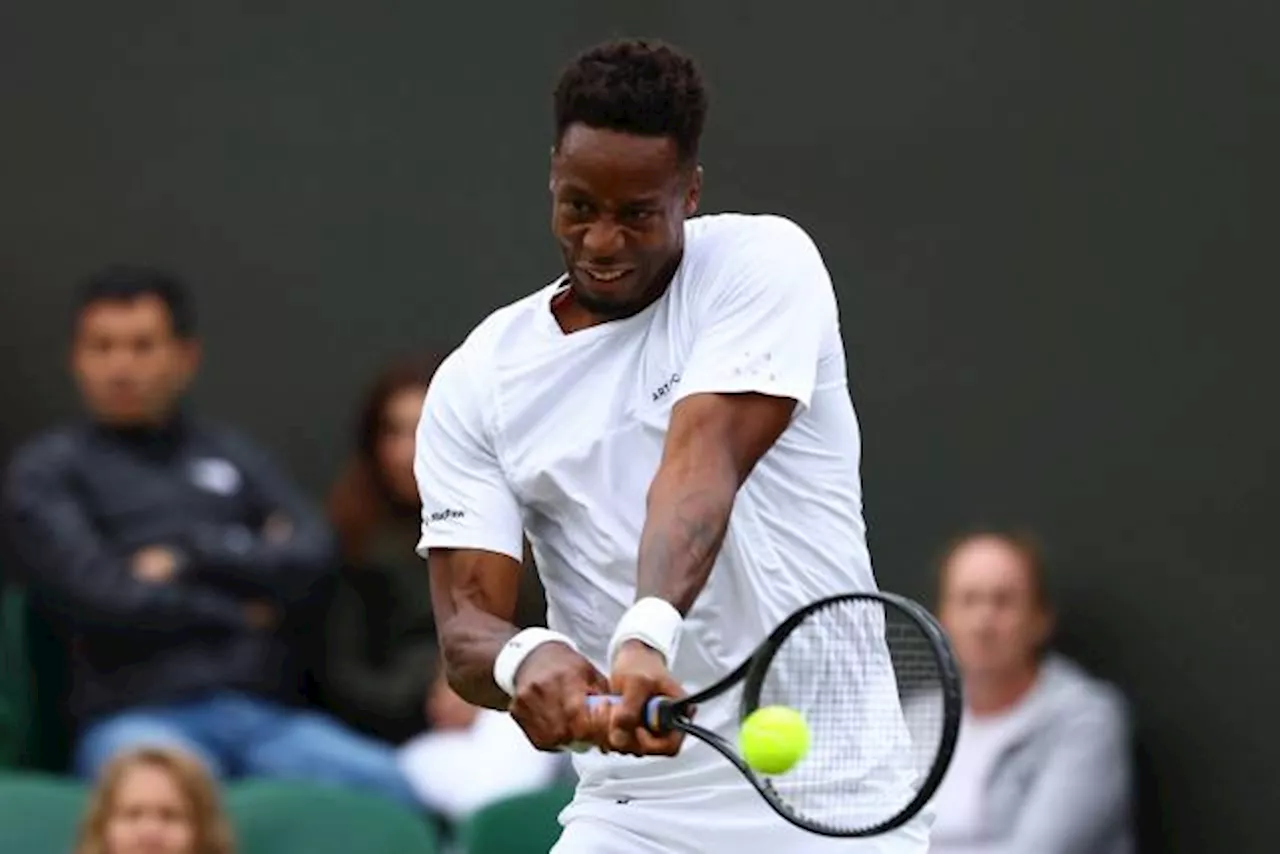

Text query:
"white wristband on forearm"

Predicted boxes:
[[493, 627, 579, 697], [607, 597, 684, 667]]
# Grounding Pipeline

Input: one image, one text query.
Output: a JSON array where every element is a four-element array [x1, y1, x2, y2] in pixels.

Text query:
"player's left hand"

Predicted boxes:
[[607, 640, 688, 756]]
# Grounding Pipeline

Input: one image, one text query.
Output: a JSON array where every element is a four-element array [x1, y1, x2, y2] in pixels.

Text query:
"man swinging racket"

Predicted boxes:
[[414, 38, 932, 854]]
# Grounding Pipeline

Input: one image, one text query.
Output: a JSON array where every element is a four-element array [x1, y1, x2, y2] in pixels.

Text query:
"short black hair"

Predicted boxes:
[[76, 264, 196, 338], [553, 38, 709, 164]]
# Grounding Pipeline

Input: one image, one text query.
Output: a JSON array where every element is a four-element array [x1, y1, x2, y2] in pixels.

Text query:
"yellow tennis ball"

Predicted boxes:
[[740, 705, 810, 775]]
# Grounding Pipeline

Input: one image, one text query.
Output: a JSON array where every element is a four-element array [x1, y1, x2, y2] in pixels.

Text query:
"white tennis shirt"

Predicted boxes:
[[415, 213, 880, 796]]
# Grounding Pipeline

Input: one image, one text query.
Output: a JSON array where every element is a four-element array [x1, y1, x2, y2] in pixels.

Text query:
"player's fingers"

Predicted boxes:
[[563, 681, 609, 748], [581, 662, 611, 695], [512, 705, 565, 752], [657, 673, 687, 703], [567, 705, 609, 753], [634, 727, 683, 757], [608, 706, 642, 753], [615, 677, 649, 733], [512, 678, 565, 751], [590, 697, 618, 749], [608, 680, 650, 752]]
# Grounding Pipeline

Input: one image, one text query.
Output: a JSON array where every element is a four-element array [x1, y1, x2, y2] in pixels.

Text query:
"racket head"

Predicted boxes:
[[735, 591, 962, 838]]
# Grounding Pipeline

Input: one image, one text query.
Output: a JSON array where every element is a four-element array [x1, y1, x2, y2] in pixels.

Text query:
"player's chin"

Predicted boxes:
[[571, 270, 643, 311]]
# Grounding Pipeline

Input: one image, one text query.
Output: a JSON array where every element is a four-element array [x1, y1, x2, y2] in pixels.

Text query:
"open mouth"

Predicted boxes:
[[579, 267, 634, 285]]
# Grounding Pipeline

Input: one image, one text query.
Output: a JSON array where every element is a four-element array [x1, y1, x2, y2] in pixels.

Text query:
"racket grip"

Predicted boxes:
[[562, 696, 672, 753], [583, 695, 669, 732]]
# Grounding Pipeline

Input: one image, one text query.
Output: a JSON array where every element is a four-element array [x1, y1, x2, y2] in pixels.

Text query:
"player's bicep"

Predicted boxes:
[[675, 217, 837, 413], [427, 547, 523, 626], [664, 392, 795, 487]]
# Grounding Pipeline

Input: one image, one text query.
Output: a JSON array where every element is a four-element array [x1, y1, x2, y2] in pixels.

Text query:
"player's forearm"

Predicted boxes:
[[635, 458, 737, 615], [438, 606, 521, 711]]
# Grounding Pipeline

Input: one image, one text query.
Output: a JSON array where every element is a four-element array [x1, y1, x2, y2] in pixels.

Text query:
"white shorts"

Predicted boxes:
[[550, 785, 933, 854]]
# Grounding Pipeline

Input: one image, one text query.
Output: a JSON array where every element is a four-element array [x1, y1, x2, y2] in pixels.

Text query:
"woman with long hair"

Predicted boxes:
[[74, 746, 235, 854], [322, 354, 546, 744]]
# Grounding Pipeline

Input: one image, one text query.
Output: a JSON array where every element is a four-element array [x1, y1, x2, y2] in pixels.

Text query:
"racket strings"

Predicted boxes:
[[753, 598, 946, 834]]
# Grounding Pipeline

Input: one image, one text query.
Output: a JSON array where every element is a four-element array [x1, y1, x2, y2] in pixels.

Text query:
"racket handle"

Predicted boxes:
[[563, 696, 670, 752], [584, 694, 668, 732]]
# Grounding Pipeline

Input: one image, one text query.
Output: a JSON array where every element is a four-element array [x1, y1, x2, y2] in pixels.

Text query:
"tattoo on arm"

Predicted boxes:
[[635, 392, 794, 615], [635, 476, 736, 615]]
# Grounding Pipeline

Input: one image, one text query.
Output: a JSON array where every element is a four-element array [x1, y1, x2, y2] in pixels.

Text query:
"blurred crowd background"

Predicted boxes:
[[1, 3, 1275, 854]]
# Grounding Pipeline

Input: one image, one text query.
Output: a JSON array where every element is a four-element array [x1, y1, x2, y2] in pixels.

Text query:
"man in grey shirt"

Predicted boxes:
[[928, 530, 1134, 854]]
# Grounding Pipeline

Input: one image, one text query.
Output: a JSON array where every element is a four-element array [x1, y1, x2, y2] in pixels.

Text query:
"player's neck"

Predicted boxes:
[[965, 662, 1040, 717]]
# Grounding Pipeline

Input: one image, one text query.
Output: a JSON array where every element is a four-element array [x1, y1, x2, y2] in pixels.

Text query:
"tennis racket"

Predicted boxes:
[[585, 591, 962, 838]]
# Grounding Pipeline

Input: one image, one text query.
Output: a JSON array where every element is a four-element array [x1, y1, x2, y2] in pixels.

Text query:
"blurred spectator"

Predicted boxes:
[[398, 660, 564, 822], [2, 265, 416, 805], [322, 355, 546, 744], [74, 745, 234, 854], [322, 356, 440, 744], [930, 530, 1134, 854]]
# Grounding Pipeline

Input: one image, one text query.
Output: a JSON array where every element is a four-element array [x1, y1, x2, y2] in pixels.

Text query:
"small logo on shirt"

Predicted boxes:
[[651, 372, 681, 403], [428, 508, 464, 524], [188, 458, 241, 496]]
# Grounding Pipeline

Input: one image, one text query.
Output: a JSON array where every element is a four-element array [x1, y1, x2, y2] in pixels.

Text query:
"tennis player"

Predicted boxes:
[[414, 39, 930, 853]]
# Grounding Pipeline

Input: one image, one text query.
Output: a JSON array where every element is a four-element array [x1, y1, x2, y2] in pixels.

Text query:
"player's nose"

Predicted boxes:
[[581, 220, 624, 258]]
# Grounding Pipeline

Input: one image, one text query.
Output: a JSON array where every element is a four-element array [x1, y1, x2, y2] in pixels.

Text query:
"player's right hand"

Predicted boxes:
[[509, 642, 611, 752]]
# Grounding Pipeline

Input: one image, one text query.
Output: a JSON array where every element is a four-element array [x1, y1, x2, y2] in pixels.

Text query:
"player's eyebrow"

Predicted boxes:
[[555, 177, 662, 201]]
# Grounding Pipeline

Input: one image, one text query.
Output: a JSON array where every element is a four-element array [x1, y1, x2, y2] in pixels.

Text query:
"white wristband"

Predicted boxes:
[[493, 628, 579, 697], [607, 597, 684, 667]]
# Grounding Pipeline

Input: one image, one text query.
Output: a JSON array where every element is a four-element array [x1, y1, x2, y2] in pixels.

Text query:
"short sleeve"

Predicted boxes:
[[674, 217, 837, 412], [414, 348, 524, 562]]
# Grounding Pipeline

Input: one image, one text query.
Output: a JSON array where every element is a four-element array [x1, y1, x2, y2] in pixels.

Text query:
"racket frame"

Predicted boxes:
[[643, 591, 963, 838]]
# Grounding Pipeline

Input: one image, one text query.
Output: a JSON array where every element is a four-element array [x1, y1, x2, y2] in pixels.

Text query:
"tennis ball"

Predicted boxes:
[[740, 705, 810, 775]]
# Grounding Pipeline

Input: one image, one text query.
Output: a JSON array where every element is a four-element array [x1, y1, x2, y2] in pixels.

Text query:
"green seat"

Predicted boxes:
[[460, 782, 576, 854], [0, 771, 88, 854], [227, 780, 439, 854]]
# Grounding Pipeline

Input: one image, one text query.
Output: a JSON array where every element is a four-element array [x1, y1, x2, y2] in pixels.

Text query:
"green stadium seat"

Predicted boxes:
[[459, 782, 577, 854], [0, 771, 88, 854], [227, 780, 440, 854]]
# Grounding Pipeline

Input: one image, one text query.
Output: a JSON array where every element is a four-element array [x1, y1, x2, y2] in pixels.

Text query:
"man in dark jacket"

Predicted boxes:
[[3, 265, 417, 805]]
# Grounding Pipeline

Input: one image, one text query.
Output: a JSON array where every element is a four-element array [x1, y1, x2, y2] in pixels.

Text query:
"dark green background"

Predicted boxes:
[[2, 3, 1276, 850]]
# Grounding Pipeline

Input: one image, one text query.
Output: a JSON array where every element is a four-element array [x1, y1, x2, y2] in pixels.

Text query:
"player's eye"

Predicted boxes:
[[621, 208, 656, 224], [561, 199, 594, 217]]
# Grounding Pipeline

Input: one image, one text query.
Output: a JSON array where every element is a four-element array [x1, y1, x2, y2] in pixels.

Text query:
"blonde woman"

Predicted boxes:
[[75, 746, 235, 854]]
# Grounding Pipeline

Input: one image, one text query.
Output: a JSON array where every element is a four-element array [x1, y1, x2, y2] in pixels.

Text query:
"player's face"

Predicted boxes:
[[72, 296, 200, 428], [104, 763, 198, 854], [938, 538, 1052, 681], [550, 123, 700, 323]]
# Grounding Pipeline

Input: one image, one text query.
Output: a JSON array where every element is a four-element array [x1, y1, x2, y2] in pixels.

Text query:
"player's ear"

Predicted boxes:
[[683, 165, 703, 216]]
